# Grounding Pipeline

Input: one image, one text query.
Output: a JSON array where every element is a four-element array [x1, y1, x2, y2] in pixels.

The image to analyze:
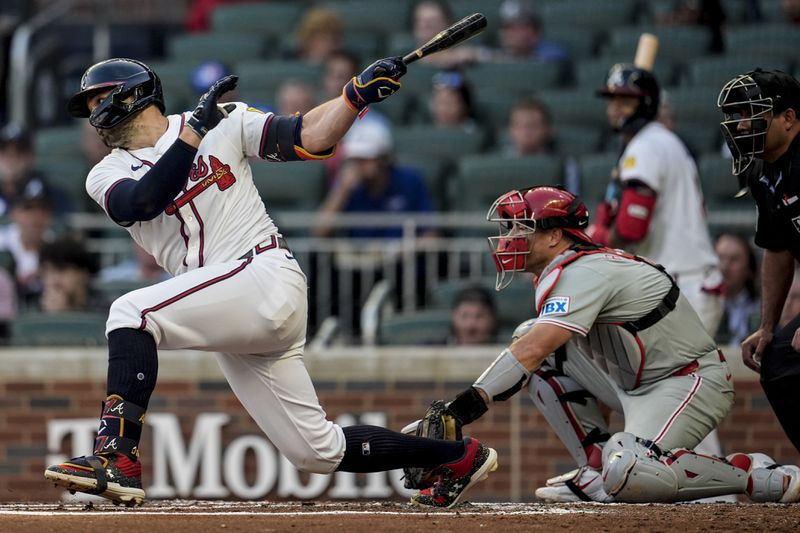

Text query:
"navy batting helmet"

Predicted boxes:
[[68, 58, 164, 129], [597, 63, 660, 132]]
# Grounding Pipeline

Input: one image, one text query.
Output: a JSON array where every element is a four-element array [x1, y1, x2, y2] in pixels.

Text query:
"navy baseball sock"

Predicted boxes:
[[336, 425, 466, 473], [107, 328, 158, 409]]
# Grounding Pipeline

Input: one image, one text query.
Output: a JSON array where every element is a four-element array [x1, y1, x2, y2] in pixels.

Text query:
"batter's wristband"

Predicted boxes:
[[447, 386, 488, 425], [343, 78, 367, 111]]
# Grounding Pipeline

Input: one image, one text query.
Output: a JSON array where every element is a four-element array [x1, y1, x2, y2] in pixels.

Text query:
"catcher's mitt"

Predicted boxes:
[[402, 400, 463, 490]]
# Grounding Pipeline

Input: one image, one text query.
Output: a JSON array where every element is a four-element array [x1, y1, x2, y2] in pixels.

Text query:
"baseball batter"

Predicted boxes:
[[43, 57, 497, 508], [590, 64, 723, 336], [408, 186, 800, 503]]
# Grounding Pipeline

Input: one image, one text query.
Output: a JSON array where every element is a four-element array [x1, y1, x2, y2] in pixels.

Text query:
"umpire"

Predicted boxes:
[[718, 68, 800, 453]]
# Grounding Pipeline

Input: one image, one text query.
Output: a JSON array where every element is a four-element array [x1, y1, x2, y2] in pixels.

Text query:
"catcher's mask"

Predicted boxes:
[[596, 63, 660, 134], [487, 185, 592, 290], [68, 58, 165, 130]]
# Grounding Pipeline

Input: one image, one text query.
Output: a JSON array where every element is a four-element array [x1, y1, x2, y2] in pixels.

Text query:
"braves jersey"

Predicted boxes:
[[86, 104, 301, 276], [534, 249, 718, 390], [618, 122, 718, 276]]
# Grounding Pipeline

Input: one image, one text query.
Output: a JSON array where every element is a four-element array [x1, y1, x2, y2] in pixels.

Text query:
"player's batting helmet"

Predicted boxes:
[[597, 63, 660, 133], [487, 185, 592, 290], [718, 68, 800, 175], [68, 58, 164, 129]]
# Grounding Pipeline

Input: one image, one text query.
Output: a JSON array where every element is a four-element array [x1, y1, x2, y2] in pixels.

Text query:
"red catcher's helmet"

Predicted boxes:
[[487, 185, 592, 290]]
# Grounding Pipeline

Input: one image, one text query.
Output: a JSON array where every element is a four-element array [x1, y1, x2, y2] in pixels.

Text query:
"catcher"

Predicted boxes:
[[403, 185, 800, 503]]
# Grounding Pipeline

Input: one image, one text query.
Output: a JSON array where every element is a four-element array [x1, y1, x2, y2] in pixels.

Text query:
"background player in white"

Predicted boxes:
[[405, 185, 800, 504], [43, 58, 497, 508], [589, 64, 726, 475]]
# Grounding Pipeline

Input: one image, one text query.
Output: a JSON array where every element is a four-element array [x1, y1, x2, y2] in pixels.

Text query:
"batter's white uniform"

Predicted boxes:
[[86, 104, 346, 473], [619, 121, 723, 336]]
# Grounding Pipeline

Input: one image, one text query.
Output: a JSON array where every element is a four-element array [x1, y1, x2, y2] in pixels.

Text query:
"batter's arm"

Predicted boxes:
[[299, 97, 358, 155]]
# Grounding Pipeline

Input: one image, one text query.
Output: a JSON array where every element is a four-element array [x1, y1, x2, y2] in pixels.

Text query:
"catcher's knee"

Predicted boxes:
[[601, 432, 678, 502]]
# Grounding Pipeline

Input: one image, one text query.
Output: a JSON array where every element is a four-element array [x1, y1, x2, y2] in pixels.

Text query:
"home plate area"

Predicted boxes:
[[1, 501, 799, 532]]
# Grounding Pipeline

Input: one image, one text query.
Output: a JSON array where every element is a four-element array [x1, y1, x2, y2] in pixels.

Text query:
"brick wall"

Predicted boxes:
[[0, 348, 794, 502]]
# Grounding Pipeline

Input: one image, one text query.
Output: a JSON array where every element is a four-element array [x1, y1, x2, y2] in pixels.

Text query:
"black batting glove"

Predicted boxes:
[[343, 56, 406, 112], [186, 75, 239, 138]]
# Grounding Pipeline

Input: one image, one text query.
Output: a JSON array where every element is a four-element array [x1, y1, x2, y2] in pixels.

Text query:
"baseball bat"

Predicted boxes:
[[634, 33, 659, 72], [402, 13, 488, 65]]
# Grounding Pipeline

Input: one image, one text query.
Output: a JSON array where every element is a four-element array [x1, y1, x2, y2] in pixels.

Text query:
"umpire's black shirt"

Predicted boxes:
[[747, 133, 800, 260]]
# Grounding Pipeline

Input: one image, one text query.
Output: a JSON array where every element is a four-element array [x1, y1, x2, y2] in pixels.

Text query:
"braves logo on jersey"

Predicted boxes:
[[165, 155, 236, 215]]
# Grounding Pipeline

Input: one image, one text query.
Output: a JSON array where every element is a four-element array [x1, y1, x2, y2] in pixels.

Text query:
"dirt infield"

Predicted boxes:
[[2, 501, 799, 532]]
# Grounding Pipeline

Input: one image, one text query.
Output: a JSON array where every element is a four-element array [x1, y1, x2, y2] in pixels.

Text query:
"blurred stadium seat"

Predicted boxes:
[[235, 60, 322, 97], [168, 33, 267, 63], [378, 309, 452, 345], [575, 56, 675, 89], [454, 154, 562, 211], [602, 26, 712, 63], [541, 0, 638, 33], [250, 161, 326, 212], [393, 125, 485, 161], [10, 312, 108, 346], [33, 125, 82, 157], [538, 89, 607, 129], [464, 61, 562, 94], [727, 24, 800, 63], [685, 56, 790, 88], [698, 154, 744, 209], [554, 125, 604, 156], [323, 0, 410, 34], [211, 2, 304, 38], [578, 152, 617, 209]]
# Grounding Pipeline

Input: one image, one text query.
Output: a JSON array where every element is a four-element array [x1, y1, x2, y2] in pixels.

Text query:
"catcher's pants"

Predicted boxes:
[[673, 267, 727, 470], [535, 342, 734, 453], [106, 245, 346, 473]]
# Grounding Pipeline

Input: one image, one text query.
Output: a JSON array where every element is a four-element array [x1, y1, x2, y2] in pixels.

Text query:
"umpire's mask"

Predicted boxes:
[[718, 73, 773, 176]]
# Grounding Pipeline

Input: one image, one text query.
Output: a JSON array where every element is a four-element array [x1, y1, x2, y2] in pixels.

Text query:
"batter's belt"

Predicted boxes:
[[238, 235, 291, 260]]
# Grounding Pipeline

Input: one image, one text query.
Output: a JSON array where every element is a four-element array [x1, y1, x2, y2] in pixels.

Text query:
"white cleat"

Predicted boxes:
[[534, 466, 613, 503]]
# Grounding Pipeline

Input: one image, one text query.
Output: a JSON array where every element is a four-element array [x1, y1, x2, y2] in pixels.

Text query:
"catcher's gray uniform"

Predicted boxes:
[[530, 248, 733, 463]]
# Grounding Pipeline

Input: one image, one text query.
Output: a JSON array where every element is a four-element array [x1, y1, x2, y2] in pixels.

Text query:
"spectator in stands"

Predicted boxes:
[[291, 8, 345, 64], [411, 0, 488, 67], [185, 0, 251, 33], [783, 0, 800, 23], [0, 267, 16, 338], [449, 286, 499, 345], [191, 61, 236, 103], [276, 79, 317, 116], [313, 119, 434, 239], [495, 0, 569, 63], [715, 233, 760, 345], [190, 61, 271, 113], [322, 50, 360, 101], [0, 187, 55, 308], [429, 69, 478, 133], [656, 0, 726, 53], [504, 97, 555, 156], [99, 242, 169, 284], [779, 266, 800, 329], [37, 235, 104, 313], [0, 124, 70, 217]]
